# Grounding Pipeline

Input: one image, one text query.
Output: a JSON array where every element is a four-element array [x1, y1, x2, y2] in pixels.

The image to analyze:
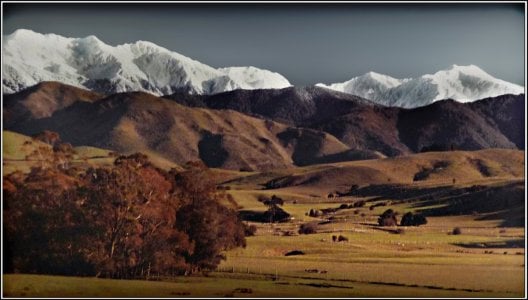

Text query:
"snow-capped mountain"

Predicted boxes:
[[2, 29, 291, 95], [316, 65, 524, 108]]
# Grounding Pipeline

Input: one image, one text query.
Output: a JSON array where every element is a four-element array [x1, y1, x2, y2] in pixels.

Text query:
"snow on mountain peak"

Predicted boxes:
[[363, 71, 404, 88], [3, 29, 292, 95], [83, 35, 103, 43], [449, 64, 486, 74], [315, 71, 405, 100], [317, 65, 524, 108], [219, 66, 291, 90]]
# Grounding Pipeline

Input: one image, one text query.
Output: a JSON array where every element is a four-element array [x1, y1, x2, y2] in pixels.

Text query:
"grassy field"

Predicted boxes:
[[2, 130, 181, 174], [219, 217, 524, 295], [218, 150, 525, 297], [2, 139, 525, 297], [4, 202, 524, 297], [2, 272, 518, 298]]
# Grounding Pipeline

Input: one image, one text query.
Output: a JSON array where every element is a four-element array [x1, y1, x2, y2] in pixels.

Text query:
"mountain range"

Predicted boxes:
[[4, 82, 385, 171], [3, 29, 524, 109], [167, 86, 524, 154], [2, 29, 525, 171], [316, 65, 524, 108], [3, 29, 291, 96], [4, 82, 524, 171]]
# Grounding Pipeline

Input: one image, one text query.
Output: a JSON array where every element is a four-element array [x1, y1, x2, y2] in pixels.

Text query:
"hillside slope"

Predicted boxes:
[[170, 87, 524, 156], [5, 90, 379, 171], [224, 149, 524, 195], [4, 81, 102, 127]]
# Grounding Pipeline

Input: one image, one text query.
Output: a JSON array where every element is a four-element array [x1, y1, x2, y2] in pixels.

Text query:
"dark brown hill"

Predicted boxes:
[[5, 89, 380, 171], [168, 86, 375, 126], [3, 81, 102, 127], [169, 87, 524, 155], [397, 99, 518, 153], [469, 94, 525, 149], [5, 82, 524, 167]]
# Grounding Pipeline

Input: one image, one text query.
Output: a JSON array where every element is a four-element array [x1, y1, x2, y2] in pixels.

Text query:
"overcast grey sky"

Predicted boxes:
[[3, 3, 525, 86]]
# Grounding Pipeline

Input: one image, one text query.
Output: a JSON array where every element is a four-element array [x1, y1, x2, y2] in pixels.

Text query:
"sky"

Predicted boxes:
[[2, 3, 525, 86]]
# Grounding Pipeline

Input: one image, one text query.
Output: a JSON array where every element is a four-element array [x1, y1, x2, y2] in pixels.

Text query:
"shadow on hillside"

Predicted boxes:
[[346, 184, 455, 202], [414, 181, 524, 227], [336, 180, 525, 227], [452, 239, 524, 249], [238, 209, 291, 223], [369, 226, 403, 234], [198, 131, 229, 168]]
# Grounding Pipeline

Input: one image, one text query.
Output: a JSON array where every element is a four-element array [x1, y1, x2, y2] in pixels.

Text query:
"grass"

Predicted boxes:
[[3, 130, 51, 160], [3, 142, 525, 297], [3, 273, 518, 298], [218, 176, 525, 297], [2, 130, 180, 174], [73, 146, 113, 158], [219, 227, 524, 295]]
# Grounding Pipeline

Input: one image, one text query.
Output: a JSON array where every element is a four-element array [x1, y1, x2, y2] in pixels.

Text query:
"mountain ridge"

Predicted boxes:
[[4, 83, 383, 171], [167, 85, 524, 155], [4, 29, 523, 109], [3, 29, 292, 96], [317, 64, 524, 108], [4, 82, 523, 171]]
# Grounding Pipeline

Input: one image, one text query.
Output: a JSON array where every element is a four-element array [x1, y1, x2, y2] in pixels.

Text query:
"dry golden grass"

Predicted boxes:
[[221, 149, 524, 197], [6, 273, 515, 298], [217, 149, 525, 297], [3, 141, 524, 297], [220, 211, 524, 296]]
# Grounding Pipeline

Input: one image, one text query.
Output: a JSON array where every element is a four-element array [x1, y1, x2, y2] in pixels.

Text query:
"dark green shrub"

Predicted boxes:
[[378, 209, 398, 226], [298, 223, 318, 234], [400, 212, 427, 226]]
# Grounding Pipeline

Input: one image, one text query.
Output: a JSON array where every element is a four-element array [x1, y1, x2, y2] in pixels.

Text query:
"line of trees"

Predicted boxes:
[[4, 151, 247, 278]]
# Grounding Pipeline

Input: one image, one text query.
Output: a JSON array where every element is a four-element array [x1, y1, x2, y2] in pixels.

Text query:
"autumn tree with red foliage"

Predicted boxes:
[[3, 152, 246, 278], [171, 162, 246, 274]]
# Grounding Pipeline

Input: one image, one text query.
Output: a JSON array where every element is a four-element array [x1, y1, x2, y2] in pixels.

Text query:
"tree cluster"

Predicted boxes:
[[378, 209, 428, 227], [378, 209, 398, 226], [258, 195, 290, 222], [4, 152, 246, 278], [298, 222, 318, 234], [400, 212, 428, 226]]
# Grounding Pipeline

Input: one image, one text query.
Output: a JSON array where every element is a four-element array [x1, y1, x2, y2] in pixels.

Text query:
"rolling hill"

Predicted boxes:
[[5, 83, 524, 169], [5, 84, 382, 171], [169, 86, 524, 156], [3, 81, 102, 127], [222, 149, 524, 194]]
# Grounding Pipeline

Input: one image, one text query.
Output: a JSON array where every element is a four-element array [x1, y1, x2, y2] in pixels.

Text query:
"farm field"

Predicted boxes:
[[3, 211, 525, 298], [2, 137, 525, 297], [3, 199, 525, 297], [217, 214, 524, 297], [4, 272, 513, 298]]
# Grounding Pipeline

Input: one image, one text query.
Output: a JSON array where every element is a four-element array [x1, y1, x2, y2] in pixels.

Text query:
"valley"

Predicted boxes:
[[3, 130, 525, 297], [2, 27, 525, 298]]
